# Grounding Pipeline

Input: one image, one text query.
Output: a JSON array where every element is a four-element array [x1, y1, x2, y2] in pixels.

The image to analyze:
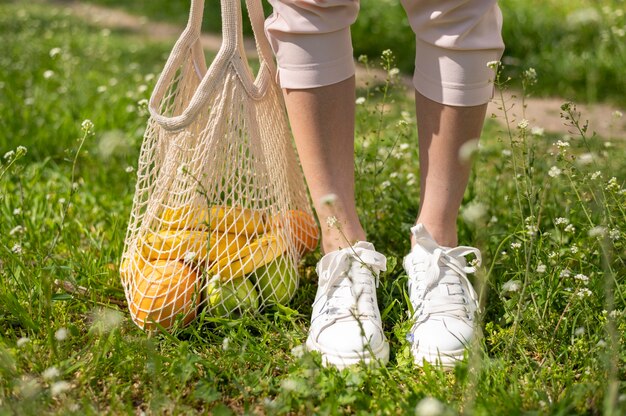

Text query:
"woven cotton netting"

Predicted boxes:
[[120, 35, 317, 331]]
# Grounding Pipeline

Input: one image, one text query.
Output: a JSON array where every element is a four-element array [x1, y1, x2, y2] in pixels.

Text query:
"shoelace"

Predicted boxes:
[[314, 246, 386, 323], [406, 245, 481, 323]]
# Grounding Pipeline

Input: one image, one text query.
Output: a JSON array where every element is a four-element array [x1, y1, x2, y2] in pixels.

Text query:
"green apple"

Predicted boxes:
[[206, 277, 259, 317], [253, 256, 299, 305]]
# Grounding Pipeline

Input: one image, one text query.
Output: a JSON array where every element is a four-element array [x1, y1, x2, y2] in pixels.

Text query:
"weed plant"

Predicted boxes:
[[1, 3, 625, 415]]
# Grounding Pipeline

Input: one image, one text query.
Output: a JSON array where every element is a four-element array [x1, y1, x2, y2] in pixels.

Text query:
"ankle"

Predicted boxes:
[[412, 221, 458, 247], [321, 227, 366, 254]]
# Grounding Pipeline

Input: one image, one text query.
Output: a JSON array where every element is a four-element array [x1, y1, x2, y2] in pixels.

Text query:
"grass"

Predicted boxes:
[[78, 0, 626, 107], [1, 2, 625, 415]]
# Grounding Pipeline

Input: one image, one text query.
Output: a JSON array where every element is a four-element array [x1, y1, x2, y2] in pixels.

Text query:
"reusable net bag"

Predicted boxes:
[[120, 0, 317, 331]]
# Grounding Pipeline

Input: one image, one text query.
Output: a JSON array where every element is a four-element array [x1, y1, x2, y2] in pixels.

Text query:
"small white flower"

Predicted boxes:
[[4, 150, 15, 160], [319, 193, 338, 206], [11, 243, 22, 255], [574, 327, 585, 336], [280, 378, 300, 392], [570, 245, 579, 254], [596, 339, 607, 348], [577, 153, 594, 165], [399, 143, 410, 151], [415, 396, 445, 416], [606, 177, 620, 192], [58, 198, 66, 205], [390, 172, 399, 179], [81, 119, 94, 134], [43, 70, 55, 79], [574, 273, 589, 284], [517, 119, 529, 130], [355, 97, 366, 105], [531, 126, 544, 136], [462, 201, 488, 225], [222, 337, 230, 351], [510, 242, 522, 249], [97, 85, 107, 93], [12, 208, 21, 216], [183, 251, 197, 262], [50, 381, 71, 396], [458, 138, 480, 162], [326, 216, 338, 228], [501, 280, 522, 293], [10, 225, 25, 236], [559, 269, 571, 278], [609, 229, 620, 241], [501, 149, 512, 157], [564, 223, 576, 233], [17, 337, 30, 347], [55, 327, 68, 341], [536, 263, 546, 273], [554, 140, 570, 149], [49, 47, 62, 58], [16, 146, 27, 156], [612, 110, 623, 119], [588, 225, 607, 238], [380, 180, 391, 189], [590, 171, 602, 180], [125, 166, 134, 173], [486, 61, 500, 71], [548, 166, 562, 178], [42, 366, 60, 380], [576, 288, 592, 298], [291, 344, 305, 359]]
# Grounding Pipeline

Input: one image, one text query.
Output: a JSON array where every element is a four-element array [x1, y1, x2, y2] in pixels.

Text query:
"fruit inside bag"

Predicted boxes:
[[119, 0, 317, 331], [121, 204, 319, 330]]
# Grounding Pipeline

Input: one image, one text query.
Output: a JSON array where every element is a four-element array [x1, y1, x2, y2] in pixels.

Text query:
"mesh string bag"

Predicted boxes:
[[119, 0, 318, 331]]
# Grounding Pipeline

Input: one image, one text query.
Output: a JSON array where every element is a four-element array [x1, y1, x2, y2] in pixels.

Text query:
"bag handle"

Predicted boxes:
[[149, 0, 276, 131]]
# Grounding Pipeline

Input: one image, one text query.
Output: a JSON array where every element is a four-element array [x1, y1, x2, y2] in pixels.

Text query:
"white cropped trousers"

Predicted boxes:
[[264, 0, 505, 106]]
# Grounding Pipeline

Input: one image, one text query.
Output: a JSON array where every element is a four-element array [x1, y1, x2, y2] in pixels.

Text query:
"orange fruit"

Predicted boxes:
[[272, 210, 319, 256], [127, 259, 200, 331]]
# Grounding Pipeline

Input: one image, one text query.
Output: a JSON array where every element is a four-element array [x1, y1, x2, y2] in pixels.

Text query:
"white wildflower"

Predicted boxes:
[[380, 180, 391, 189], [590, 171, 602, 180], [612, 110, 623, 119], [355, 97, 366, 105], [510, 242, 522, 249], [16, 146, 27, 156], [81, 119, 94, 134], [606, 177, 620, 192], [17, 337, 30, 348], [280, 378, 300, 392], [415, 396, 445, 416], [548, 166, 562, 178], [390, 172, 399, 179], [531, 126, 544, 136], [222, 337, 230, 351], [458, 138, 480, 162], [501, 280, 522, 293], [462, 201, 488, 225], [3, 150, 15, 160], [50, 381, 71, 396], [11, 243, 22, 255], [97, 85, 107, 93], [564, 223, 576, 233], [319, 193, 338, 206], [574, 273, 589, 284], [576, 288, 592, 298], [570, 245, 579, 254], [574, 327, 585, 336], [49, 47, 62, 58], [501, 149, 512, 157], [399, 143, 410, 151], [13, 208, 21, 216], [588, 225, 607, 238], [609, 228, 620, 241], [43, 70, 55, 79], [291, 344, 305, 359], [54, 327, 68, 341], [536, 263, 546, 273], [125, 166, 134, 173], [559, 269, 571, 278], [326, 216, 338, 228], [389, 68, 400, 76], [183, 251, 197, 262], [9, 226, 24, 236], [517, 119, 529, 130], [42, 366, 60, 380], [486, 61, 500, 71]]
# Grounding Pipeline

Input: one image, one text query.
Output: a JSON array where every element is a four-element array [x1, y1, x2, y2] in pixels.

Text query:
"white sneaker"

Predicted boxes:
[[403, 224, 482, 367], [305, 241, 390, 369]]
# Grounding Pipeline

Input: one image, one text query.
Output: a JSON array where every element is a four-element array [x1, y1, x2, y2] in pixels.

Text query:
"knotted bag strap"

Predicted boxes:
[[149, 0, 276, 131]]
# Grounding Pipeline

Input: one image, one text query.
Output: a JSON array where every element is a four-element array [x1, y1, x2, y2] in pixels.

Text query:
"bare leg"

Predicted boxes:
[[283, 76, 364, 254], [414, 91, 487, 248]]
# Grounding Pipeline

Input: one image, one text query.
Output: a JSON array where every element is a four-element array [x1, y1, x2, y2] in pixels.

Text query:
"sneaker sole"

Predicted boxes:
[[411, 348, 466, 369], [305, 338, 390, 370]]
